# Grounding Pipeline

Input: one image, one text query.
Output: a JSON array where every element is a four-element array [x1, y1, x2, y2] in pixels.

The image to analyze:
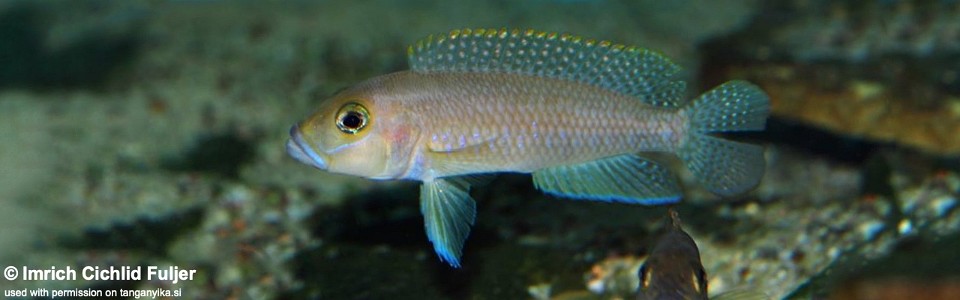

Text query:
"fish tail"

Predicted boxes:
[[677, 80, 770, 196]]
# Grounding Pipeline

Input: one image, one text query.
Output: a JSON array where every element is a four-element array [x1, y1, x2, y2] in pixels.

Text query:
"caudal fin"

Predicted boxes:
[[678, 80, 769, 196]]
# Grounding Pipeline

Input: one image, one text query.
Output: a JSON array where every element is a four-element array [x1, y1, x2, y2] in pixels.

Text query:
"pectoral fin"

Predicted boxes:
[[532, 154, 681, 204], [420, 178, 476, 267]]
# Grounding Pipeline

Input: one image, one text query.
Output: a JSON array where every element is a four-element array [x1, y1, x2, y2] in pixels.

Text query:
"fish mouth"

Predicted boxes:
[[286, 124, 328, 170]]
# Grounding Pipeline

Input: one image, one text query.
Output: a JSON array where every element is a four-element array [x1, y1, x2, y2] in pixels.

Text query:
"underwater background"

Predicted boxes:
[[1, 0, 958, 299]]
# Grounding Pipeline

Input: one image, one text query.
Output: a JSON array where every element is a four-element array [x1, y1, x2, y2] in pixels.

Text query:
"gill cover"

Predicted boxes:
[[294, 96, 394, 179]]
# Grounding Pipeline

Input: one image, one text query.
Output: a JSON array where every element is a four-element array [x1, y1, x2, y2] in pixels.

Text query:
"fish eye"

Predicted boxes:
[[639, 265, 651, 288], [691, 268, 706, 293], [336, 102, 369, 134]]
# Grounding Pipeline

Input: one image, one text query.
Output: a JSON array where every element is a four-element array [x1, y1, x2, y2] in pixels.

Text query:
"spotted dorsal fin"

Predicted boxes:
[[407, 28, 687, 107]]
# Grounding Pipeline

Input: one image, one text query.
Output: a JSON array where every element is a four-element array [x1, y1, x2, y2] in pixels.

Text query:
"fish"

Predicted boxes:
[[637, 209, 768, 300], [286, 28, 770, 267], [637, 209, 708, 300]]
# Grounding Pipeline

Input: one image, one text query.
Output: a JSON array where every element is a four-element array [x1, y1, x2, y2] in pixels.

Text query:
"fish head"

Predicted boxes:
[[287, 81, 418, 180], [637, 229, 709, 300]]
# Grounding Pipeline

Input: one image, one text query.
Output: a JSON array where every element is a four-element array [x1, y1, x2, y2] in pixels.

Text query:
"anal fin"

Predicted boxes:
[[420, 177, 477, 268], [532, 154, 680, 204]]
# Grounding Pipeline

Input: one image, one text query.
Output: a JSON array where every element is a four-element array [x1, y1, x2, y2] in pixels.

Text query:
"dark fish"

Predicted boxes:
[[638, 209, 709, 300], [637, 209, 768, 300]]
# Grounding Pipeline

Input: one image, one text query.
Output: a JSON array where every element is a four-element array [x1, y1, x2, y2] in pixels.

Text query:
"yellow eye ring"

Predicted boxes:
[[336, 102, 369, 134]]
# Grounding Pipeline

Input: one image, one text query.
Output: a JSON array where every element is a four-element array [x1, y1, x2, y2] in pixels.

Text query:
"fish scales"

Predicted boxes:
[[380, 72, 682, 177], [286, 28, 770, 267]]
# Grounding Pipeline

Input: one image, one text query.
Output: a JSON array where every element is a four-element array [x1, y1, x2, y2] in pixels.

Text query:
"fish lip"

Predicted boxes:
[[286, 124, 328, 170]]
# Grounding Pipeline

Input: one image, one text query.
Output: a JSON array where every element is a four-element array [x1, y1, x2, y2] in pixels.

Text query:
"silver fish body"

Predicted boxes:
[[287, 28, 770, 267], [341, 71, 682, 179]]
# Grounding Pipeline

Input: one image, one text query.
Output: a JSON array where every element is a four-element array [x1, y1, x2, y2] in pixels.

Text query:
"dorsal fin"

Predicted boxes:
[[407, 28, 687, 107]]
